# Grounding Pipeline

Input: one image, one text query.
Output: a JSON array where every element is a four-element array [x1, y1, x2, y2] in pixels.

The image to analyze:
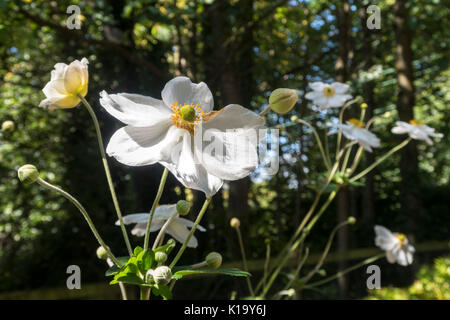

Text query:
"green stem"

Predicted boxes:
[[140, 286, 151, 300], [118, 283, 128, 300], [152, 212, 178, 250], [301, 220, 350, 284], [36, 177, 121, 266], [170, 198, 211, 268], [261, 187, 339, 297], [236, 226, 255, 296], [304, 254, 384, 288], [144, 168, 169, 251], [350, 138, 411, 182], [78, 95, 132, 256], [297, 119, 331, 170], [259, 105, 271, 116], [262, 240, 271, 289], [283, 247, 309, 292]]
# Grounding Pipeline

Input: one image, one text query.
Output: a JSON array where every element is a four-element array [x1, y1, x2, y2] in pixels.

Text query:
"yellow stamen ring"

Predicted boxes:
[[322, 86, 335, 97], [348, 118, 365, 128]]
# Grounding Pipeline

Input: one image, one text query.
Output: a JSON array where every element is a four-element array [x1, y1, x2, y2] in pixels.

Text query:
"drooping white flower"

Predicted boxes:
[[374, 225, 415, 266], [39, 58, 89, 109], [391, 120, 443, 145], [101, 76, 265, 197], [117, 204, 206, 248], [329, 118, 380, 152], [304, 81, 352, 110]]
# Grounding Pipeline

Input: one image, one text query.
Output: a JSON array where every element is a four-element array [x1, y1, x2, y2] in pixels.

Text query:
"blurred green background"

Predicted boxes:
[[0, 0, 448, 299]]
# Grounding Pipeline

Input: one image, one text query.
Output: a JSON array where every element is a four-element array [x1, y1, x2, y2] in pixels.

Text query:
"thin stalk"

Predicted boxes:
[[350, 138, 411, 182], [304, 254, 384, 288], [235, 226, 255, 296], [301, 220, 350, 284], [335, 98, 358, 160], [118, 283, 128, 300], [283, 247, 309, 292], [140, 286, 151, 300], [262, 240, 271, 289], [297, 119, 331, 170], [169, 198, 211, 268], [144, 168, 169, 250], [36, 177, 121, 266], [78, 95, 132, 256], [152, 212, 178, 250], [259, 105, 271, 116], [261, 187, 339, 297]]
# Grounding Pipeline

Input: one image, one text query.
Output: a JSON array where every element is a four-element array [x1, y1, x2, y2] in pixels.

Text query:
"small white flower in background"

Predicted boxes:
[[329, 118, 380, 152], [391, 120, 443, 145], [117, 204, 206, 248], [304, 81, 352, 110], [374, 225, 415, 266], [39, 58, 89, 109], [101, 76, 265, 197]]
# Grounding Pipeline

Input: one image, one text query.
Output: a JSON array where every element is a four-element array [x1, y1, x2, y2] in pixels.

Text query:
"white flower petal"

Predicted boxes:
[[153, 204, 178, 220], [161, 131, 223, 197], [100, 91, 171, 127], [374, 225, 398, 251], [195, 104, 265, 180], [161, 76, 214, 113], [331, 82, 350, 94], [167, 221, 199, 248], [309, 82, 326, 92], [176, 218, 206, 232], [106, 121, 184, 166]]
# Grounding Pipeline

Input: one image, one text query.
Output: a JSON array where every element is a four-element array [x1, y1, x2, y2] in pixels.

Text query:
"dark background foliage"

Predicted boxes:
[[0, 0, 448, 299]]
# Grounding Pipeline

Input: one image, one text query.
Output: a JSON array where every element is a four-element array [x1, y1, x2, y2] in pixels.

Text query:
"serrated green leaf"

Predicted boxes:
[[172, 268, 251, 280]]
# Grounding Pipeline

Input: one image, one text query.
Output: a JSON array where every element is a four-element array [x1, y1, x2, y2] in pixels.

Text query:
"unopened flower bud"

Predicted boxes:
[[18, 164, 39, 185], [269, 88, 298, 114], [155, 251, 168, 264], [318, 269, 327, 276], [176, 200, 191, 216], [96, 246, 109, 260], [2, 120, 15, 133], [230, 217, 240, 229], [145, 269, 154, 284], [347, 216, 356, 225], [206, 252, 222, 269], [290, 115, 299, 122], [360, 103, 368, 109], [153, 266, 172, 285]]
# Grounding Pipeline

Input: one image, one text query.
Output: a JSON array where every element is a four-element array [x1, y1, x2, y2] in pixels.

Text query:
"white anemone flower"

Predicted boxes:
[[374, 225, 415, 266], [117, 204, 206, 248], [304, 81, 352, 110], [39, 58, 89, 109], [391, 120, 443, 145], [329, 118, 380, 152], [101, 76, 265, 197]]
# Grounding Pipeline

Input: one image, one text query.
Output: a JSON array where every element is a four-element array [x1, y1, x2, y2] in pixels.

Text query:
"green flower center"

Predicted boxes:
[[180, 105, 196, 122]]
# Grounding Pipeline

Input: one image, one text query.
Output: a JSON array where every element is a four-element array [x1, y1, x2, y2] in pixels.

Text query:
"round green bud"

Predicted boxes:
[[318, 269, 327, 277], [2, 120, 15, 133], [153, 266, 172, 285], [269, 88, 298, 114], [347, 216, 356, 225], [96, 246, 108, 260], [17, 164, 39, 185], [290, 115, 299, 122], [155, 251, 168, 264], [206, 252, 222, 269], [230, 217, 240, 229], [180, 105, 196, 122], [360, 103, 368, 109], [176, 200, 191, 216]]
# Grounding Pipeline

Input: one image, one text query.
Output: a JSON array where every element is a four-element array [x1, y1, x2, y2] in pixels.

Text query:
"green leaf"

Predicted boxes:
[[156, 284, 172, 300], [154, 238, 176, 255], [111, 274, 144, 286], [172, 268, 251, 280], [136, 249, 155, 274], [105, 265, 120, 276], [134, 246, 143, 257]]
